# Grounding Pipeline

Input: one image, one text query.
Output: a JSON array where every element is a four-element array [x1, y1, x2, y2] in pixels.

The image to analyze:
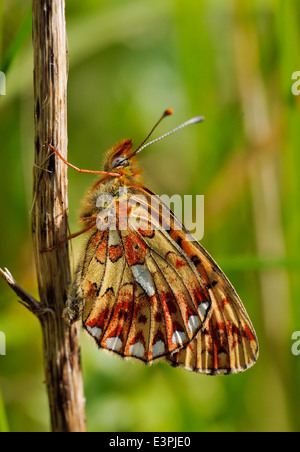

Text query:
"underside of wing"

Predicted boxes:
[[166, 277, 258, 375], [165, 229, 258, 374], [133, 186, 259, 374], [69, 185, 258, 374], [75, 191, 212, 363]]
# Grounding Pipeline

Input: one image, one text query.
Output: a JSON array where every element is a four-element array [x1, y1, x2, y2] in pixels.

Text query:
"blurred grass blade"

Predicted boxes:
[[219, 255, 300, 272], [0, 0, 3, 66], [0, 1, 170, 111], [0, 387, 9, 432], [2, 6, 32, 74]]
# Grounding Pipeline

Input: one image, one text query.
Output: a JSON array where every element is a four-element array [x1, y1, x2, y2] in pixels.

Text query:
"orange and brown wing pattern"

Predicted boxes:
[[132, 187, 258, 374], [60, 128, 258, 375], [164, 229, 259, 375], [71, 192, 212, 363], [66, 184, 258, 373]]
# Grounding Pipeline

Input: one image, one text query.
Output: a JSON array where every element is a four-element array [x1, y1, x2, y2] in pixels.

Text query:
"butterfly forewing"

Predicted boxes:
[[164, 230, 258, 374], [130, 186, 258, 374]]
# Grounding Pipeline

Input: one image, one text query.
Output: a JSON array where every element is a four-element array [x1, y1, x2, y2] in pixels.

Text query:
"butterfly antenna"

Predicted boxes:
[[128, 112, 204, 160], [128, 109, 173, 160]]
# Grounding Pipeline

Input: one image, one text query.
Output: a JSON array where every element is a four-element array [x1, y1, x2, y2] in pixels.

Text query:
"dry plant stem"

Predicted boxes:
[[32, 0, 86, 432], [0, 268, 52, 316]]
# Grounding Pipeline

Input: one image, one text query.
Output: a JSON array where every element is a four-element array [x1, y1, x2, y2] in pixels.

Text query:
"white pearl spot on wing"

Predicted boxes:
[[132, 265, 156, 297], [152, 340, 165, 357], [129, 342, 145, 358], [86, 326, 102, 340], [198, 301, 210, 319], [172, 330, 187, 345], [188, 315, 201, 333], [106, 336, 122, 351]]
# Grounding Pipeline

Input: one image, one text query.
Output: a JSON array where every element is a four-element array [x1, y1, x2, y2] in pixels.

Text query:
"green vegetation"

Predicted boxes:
[[0, 0, 299, 432]]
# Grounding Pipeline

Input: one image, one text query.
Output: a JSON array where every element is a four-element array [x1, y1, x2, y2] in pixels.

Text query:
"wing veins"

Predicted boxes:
[[149, 250, 192, 342], [117, 229, 154, 359], [100, 246, 127, 341]]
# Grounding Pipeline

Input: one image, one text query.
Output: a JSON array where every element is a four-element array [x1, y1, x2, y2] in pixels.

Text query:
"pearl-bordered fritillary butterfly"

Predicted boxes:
[[50, 110, 258, 375]]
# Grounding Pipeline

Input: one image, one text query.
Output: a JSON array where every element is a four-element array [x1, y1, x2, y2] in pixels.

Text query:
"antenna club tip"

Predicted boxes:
[[164, 108, 173, 116]]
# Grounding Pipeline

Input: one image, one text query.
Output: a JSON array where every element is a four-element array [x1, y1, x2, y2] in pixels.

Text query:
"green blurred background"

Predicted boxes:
[[0, 0, 300, 432]]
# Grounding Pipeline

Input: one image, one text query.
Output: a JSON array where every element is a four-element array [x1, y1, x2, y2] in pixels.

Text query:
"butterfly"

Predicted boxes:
[[50, 109, 258, 375]]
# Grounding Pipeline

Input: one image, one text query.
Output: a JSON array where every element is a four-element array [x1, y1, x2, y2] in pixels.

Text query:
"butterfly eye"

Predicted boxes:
[[111, 157, 128, 169]]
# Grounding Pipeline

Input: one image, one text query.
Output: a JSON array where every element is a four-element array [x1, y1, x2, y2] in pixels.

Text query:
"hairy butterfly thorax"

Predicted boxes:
[[49, 110, 259, 375], [79, 139, 141, 227]]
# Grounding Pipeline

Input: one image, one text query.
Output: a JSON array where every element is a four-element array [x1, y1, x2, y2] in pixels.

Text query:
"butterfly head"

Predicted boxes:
[[104, 139, 141, 180]]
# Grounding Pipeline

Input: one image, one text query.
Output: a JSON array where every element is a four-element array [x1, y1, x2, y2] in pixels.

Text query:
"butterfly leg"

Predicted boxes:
[[49, 144, 121, 178], [41, 222, 96, 252]]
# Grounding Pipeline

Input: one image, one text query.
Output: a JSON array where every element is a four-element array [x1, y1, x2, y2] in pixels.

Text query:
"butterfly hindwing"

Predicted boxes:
[[75, 190, 211, 362]]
